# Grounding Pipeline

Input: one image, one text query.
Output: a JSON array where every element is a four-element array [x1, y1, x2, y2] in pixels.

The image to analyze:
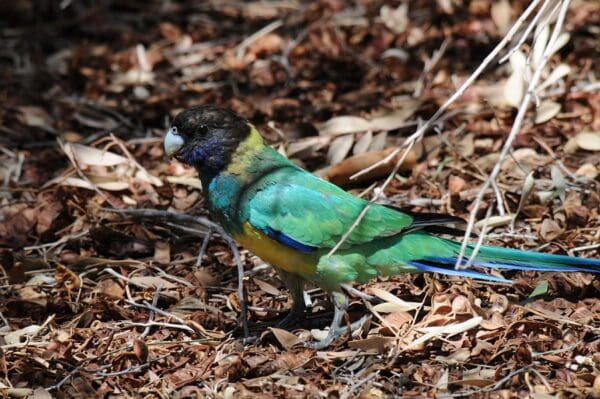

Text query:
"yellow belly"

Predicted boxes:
[[233, 222, 317, 277]]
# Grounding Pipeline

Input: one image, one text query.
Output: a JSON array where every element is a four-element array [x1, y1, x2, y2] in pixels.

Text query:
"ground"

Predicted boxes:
[[1, 1, 599, 398]]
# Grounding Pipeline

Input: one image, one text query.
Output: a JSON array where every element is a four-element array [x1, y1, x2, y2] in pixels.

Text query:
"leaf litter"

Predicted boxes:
[[0, 1, 599, 398]]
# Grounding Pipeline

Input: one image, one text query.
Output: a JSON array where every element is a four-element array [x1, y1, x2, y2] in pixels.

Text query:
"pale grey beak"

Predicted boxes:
[[164, 127, 184, 157]]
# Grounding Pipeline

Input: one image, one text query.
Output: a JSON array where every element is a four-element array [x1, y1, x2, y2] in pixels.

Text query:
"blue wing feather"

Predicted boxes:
[[263, 226, 318, 253]]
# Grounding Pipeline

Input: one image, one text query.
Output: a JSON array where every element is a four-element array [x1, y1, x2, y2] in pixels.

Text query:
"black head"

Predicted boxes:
[[164, 105, 250, 179]]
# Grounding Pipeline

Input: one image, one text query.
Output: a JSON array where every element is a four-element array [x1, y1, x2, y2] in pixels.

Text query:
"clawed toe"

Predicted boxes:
[[305, 314, 370, 350]]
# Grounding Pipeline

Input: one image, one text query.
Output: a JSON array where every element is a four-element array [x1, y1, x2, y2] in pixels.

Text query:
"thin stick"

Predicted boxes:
[[330, 0, 546, 258], [140, 284, 162, 338], [455, 0, 572, 270], [327, 139, 416, 257], [349, 0, 544, 181], [101, 207, 250, 338]]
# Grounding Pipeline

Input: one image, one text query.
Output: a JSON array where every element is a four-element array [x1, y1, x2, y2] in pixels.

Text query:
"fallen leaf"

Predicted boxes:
[[353, 131, 372, 155], [380, 4, 409, 34], [448, 175, 466, 195], [166, 176, 203, 190], [575, 131, 600, 151], [253, 278, 281, 296], [154, 241, 170, 264], [575, 163, 598, 180], [348, 336, 394, 353], [66, 143, 128, 167], [504, 51, 526, 107], [370, 288, 420, 313], [539, 218, 563, 241], [535, 101, 561, 124], [491, 0, 512, 34], [4, 325, 41, 345], [529, 280, 549, 298], [327, 134, 355, 165], [475, 215, 514, 229], [532, 26, 549, 70], [31, 387, 52, 399], [269, 327, 302, 349], [318, 116, 371, 136], [323, 147, 416, 187], [133, 339, 149, 362], [129, 276, 177, 289], [537, 64, 570, 92]]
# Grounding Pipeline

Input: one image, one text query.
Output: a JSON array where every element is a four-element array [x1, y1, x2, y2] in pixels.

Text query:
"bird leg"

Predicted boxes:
[[274, 269, 308, 330], [305, 291, 368, 349]]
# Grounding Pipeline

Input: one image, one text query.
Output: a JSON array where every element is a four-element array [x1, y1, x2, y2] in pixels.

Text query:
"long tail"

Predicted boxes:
[[407, 238, 600, 283]]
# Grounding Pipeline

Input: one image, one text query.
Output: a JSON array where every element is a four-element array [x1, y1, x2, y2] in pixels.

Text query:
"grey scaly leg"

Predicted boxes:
[[275, 268, 308, 329], [305, 291, 369, 349]]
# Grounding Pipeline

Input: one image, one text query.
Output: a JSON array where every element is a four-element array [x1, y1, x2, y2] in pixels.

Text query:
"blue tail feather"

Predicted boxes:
[[408, 260, 511, 283], [408, 241, 599, 283]]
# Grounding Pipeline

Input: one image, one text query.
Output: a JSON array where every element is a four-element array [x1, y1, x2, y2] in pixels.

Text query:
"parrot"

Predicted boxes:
[[163, 105, 600, 349]]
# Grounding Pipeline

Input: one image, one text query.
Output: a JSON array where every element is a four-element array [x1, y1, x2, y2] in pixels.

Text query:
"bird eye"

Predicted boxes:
[[197, 125, 208, 135], [171, 126, 178, 135]]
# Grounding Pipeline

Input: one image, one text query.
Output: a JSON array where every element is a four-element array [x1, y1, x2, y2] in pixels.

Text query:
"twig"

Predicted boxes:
[[102, 268, 148, 288], [91, 353, 172, 378], [413, 38, 450, 98], [235, 20, 283, 59], [456, 0, 572, 270], [140, 284, 162, 338], [437, 366, 531, 398], [118, 321, 195, 333], [349, 0, 544, 182], [340, 370, 380, 399], [498, 0, 555, 64], [197, 226, 213, 267], [101, 207, 250, 337], [327, 139, 416, 257], [330, 0, 547, 258]]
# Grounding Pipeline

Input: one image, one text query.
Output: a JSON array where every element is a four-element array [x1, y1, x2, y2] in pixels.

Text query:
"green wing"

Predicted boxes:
[[244, 169, 413, 250]]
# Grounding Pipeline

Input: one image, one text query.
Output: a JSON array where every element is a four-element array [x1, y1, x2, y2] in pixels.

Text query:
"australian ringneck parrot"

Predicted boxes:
[[164, 105, 600, 348]]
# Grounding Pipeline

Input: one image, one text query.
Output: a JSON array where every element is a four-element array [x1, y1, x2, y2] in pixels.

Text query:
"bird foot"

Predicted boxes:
[[275, 308, 308, 330], [305, 314, 370, 350]]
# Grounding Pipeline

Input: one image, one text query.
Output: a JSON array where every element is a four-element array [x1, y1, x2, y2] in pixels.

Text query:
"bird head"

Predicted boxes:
[[164, 105, 250, 179]]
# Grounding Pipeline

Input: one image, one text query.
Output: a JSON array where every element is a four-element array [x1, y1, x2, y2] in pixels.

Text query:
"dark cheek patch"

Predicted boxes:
[[183, 137, 231, 175], [183, 147, 207, 165]]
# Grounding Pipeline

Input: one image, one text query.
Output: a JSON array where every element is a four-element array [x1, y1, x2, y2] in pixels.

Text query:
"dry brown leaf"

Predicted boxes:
[[539, 218, 563, 241], [448, 175, 466, 195], [475, 215, 514, 230], [253, 278, 281, 296], [348, 336, 394, 353], [503, 51, 526, 107], [154, 241, 170, 264], [4, 325, 41, 345], [166, 176, 203, 190], [323, 147, 416, 187], [17, 106, 54, 131], [491, 0, 512, 34], [66, 143, 128, 167], [369, 104, 420, 131], [133, 339, 149, 362], [380, 4, 408, 34], [436, 348, 471, 364], [353, 131, 372, 155], [317, 116, 371, 136], [31, 387, 53, 399], [575, 131, 600, 151], [327, 134, 355, 165], [575, 163, 598, 179], [370, 287, 420, 313], [95, 278, 125, 300], [268, 327, 302, 349], [129, 276, 177, 289], [535, 101, 561, 124]]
